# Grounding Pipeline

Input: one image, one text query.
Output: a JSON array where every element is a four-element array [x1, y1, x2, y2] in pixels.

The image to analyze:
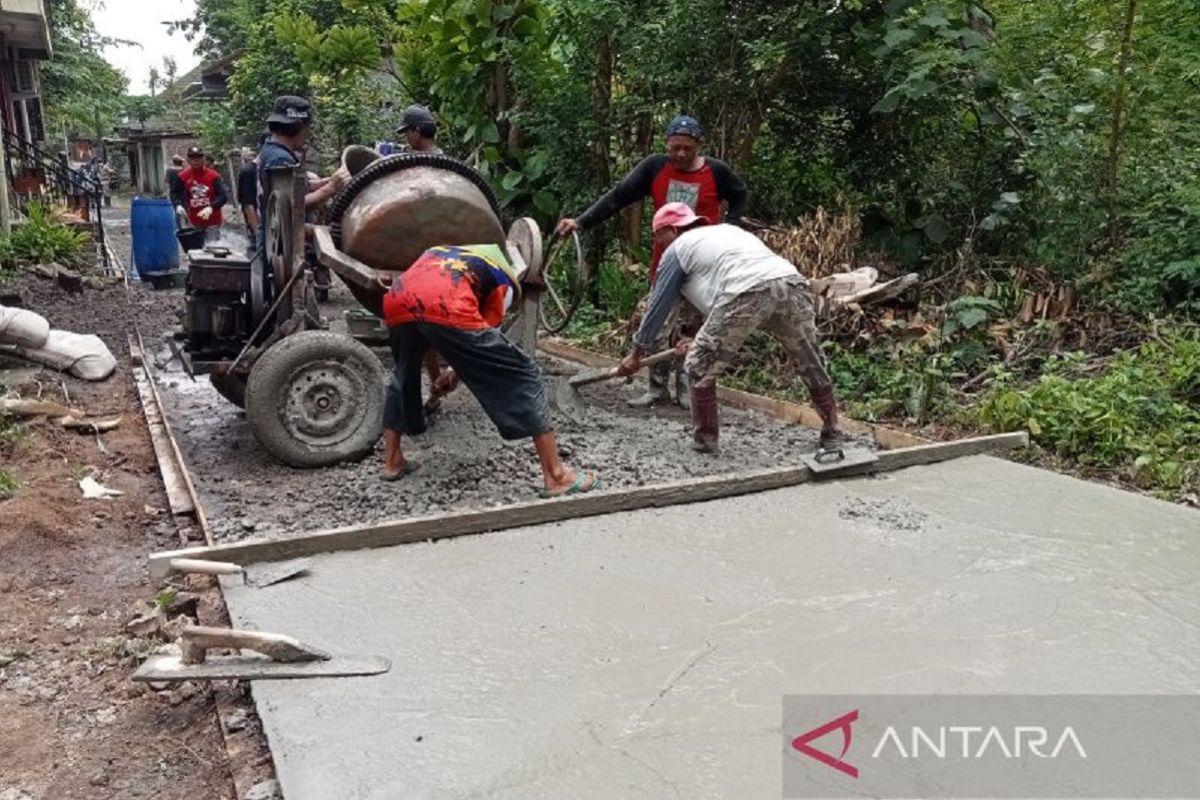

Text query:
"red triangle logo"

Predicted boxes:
[[791, 709, 859, 778]]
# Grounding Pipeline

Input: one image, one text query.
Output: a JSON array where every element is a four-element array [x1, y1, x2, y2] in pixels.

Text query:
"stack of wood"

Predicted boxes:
[[753, 208, 919, 337]]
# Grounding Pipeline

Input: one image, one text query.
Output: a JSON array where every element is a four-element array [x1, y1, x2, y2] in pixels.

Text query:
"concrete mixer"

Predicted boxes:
[[174, 151, 550, 469]]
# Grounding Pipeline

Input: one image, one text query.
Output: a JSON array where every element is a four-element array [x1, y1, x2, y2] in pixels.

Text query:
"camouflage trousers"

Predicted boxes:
[[633, 297, 701, 389], [685, 276, 832, 394]]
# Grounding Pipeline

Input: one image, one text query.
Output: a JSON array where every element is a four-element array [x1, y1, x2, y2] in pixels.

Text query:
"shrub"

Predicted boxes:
[[0, 202, 92, 268], [979, 333, 1200, 496]]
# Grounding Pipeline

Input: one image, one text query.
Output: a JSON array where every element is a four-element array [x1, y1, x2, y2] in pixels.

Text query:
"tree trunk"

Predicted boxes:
[[590, 32, 614, 306], [1105, 0, 1137, 201], [621, 112, 655, 259]]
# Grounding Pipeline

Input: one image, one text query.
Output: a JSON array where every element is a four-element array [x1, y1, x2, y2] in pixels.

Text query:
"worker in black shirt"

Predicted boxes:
[[237, 135, 267, 254], [556, 115, 749, 408]]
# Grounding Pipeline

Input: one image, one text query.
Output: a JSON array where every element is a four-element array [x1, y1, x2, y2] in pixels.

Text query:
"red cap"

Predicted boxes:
[[652, 202, 708, 232]]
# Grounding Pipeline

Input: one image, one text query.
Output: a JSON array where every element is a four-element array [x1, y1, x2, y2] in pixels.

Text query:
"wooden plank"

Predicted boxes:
[[129, 331, 213, 542], [538, 338, 927, 450], [147, 432, 1027, 577], [132, 357, 194, 516]]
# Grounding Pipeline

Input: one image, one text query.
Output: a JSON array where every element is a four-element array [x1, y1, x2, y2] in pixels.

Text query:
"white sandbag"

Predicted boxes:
[[10, 330, 117, 381], [0, 304, 51, 349]]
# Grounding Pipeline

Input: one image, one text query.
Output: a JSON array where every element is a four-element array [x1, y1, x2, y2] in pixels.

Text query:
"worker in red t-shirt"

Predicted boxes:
[[174, 145, 228, 243], [555, 115, 749, 408]]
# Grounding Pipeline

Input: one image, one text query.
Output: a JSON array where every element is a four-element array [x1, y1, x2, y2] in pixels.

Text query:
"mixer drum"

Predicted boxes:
[[329, 152, 506, 315]]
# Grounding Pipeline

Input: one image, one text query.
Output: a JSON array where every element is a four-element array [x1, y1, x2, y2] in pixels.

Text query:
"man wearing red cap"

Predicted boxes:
[[176, 146, 229, 242], [617, 202, 843, 455]]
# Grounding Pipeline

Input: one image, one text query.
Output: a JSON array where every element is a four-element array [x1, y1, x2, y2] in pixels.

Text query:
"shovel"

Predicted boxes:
[[550, 348, 679, 419], [167, 557, 312, 588]]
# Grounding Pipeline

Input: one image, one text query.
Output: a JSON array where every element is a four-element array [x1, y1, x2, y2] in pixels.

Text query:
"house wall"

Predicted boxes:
[[163, 137, 200, 166]]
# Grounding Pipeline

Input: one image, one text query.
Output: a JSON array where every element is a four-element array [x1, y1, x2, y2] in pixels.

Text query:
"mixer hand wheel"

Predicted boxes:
[[537, 231, 587, 335], [265, 191, 296, 298]]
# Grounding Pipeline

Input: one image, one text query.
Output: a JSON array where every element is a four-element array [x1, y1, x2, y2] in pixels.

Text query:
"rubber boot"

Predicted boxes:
[[627, 362, 671, 408], [811, 384, 843, 450], [690, 383, 720, 453], [675, 367, 691, 411]]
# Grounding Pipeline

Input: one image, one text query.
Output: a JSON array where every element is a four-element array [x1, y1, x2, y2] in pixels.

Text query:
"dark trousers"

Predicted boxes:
[[384, 323, 551, 441]]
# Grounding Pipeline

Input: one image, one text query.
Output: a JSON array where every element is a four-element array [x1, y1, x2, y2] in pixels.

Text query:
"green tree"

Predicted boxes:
[[40, 0, 129, 142]]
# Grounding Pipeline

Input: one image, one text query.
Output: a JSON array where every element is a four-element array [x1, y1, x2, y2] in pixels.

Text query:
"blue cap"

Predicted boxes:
[[665, 114, 704, 140]]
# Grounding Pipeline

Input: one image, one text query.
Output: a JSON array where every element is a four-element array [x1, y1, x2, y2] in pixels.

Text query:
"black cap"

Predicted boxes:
[[266, 96, 313, 125], [396, 104, 436, 134], [186, 145, 204, 158]]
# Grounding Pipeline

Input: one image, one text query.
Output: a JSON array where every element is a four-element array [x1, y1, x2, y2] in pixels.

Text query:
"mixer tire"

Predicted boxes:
[[245, 331, 385, 469], [209, 372, 247, 408]]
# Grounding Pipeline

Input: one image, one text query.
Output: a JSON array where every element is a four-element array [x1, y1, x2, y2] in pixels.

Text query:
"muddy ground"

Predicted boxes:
[[0, 280, 236, 798]]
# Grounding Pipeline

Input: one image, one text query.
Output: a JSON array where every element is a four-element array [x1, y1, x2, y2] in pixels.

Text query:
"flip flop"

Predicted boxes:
[[381, 461, 422, 482], [538, 471, 599, 499]]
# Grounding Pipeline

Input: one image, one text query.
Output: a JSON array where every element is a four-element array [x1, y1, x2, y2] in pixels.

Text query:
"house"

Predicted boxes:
[[180, 51, 239, 102], [0, 0, 50, 146], [112, 117, 199, 196]]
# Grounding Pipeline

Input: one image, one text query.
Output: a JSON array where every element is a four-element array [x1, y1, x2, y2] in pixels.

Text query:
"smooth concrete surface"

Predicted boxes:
[[221, 456, 1200, 800]]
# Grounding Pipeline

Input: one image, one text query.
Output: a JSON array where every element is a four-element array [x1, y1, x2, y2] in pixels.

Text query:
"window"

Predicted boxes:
[[14, 60, 36, 95], [26, 97, 43, 143]]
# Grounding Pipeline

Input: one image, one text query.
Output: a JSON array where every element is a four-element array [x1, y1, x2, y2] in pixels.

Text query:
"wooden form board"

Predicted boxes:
[[537, 338, 927, 450], [130, 339, 194, 517], [129, 332, 212, 543], [148, 432, 1028, 578]]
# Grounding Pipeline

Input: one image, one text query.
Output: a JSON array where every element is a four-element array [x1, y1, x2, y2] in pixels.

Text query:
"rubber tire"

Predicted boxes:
[[244, 330, 385, 469], [209, 372, 247, 408]]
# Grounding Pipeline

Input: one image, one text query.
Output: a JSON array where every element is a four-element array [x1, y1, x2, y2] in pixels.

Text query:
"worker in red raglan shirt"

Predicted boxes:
[[176, 145, 228, 243], [555, 115, 748, 409], [379, 244, 598, 498]]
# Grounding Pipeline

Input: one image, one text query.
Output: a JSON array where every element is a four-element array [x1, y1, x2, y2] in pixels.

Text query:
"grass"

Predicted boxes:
[[0, 411, 21, 500], [0, 468, 15, 501]]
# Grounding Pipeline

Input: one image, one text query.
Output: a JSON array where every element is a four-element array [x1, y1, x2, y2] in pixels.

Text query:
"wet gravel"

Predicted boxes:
[[155, 356, 861, 542], [838, 496, 930, 531]]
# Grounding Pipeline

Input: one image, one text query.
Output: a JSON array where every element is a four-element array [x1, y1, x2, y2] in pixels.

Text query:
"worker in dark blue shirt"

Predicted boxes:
[[237, 134, 267, 253], [256, 96, 348, 249], [256, 96, 349, 299]]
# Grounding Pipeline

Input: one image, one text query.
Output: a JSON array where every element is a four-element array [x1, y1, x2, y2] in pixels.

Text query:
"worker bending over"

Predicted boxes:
[[618, 203, 843, 454], [381, 244, 598, 497]]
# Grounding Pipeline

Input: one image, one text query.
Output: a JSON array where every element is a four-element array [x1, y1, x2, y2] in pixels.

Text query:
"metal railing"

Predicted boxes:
[[2, 126, 110, 271]]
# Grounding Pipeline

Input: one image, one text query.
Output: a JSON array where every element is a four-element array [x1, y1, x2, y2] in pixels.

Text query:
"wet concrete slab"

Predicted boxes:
[[222, 455, 1200, 799]]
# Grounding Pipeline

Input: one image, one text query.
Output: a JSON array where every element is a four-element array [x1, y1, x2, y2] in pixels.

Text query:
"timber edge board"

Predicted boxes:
[[537, 338, 926, 450]]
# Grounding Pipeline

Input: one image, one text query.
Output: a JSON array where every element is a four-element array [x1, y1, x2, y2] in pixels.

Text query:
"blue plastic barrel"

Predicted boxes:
[[131, 196, 179, 276]]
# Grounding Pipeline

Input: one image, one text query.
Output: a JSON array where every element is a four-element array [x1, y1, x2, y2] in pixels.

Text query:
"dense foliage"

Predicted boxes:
[[0, 202, 93, 268]]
